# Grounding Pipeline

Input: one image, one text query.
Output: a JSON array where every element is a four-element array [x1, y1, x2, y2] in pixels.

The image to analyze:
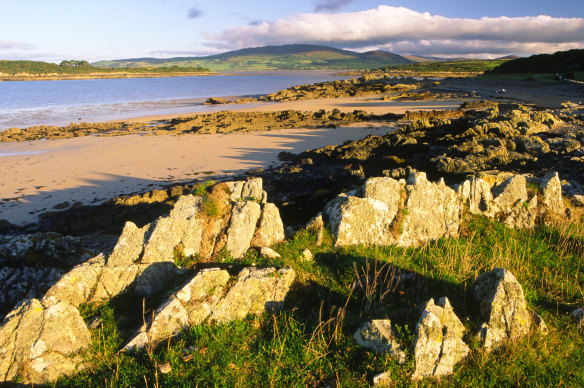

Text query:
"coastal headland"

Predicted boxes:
[[1, 68, 584, 386]]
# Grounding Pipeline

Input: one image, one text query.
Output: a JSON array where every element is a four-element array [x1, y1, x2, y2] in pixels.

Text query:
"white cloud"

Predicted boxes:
[[204, 5, 584, 56]]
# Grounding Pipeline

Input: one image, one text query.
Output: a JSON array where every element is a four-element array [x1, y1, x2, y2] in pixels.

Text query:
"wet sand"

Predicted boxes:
[[0, 96, 465, 226]]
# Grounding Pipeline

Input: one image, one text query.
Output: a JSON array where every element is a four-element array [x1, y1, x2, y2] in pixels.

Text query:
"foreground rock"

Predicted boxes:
[[0, 299, 91, 384], [0, 179, 289, 384], [125, 266, 295, 349], [473, 268, 533, 351], [354, 319, 406, 364], [412, 297, 470, 380], [325, 171, 564, 248]]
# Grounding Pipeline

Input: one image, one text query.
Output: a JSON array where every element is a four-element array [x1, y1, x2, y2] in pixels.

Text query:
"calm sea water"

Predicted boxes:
[[0, 72, 351, 129]]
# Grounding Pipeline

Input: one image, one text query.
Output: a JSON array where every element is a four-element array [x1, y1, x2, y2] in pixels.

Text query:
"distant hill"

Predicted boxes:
[[93, 44, 414, 71], [491, 49, 584, 74], [496, 55, 521, 60], [0, 60, 208, 76]]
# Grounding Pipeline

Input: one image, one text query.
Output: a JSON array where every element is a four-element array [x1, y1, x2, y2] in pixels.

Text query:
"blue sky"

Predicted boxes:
[[1, 0, 583, 62]]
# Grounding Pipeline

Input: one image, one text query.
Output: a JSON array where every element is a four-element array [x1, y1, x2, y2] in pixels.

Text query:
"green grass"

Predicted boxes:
[[0, 60, 209, 76], [381, 59, 509, 74], [59, 213, 584, 386]]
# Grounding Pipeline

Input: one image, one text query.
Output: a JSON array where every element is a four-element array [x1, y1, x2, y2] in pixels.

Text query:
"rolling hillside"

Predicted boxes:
[[491, 49, 584, 75], [93, 44, 413, 71]]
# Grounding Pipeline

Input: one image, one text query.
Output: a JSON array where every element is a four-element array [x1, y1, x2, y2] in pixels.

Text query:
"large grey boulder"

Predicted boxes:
[[473, 268, 532, 351], [354, 319, 406, 364], [225, 201, 262, 258], [0, 299, 91, 384], [326, 195, 396, 247], [325, 173, 461, 248], [412, 297, 469, 380], [211, 267, 296, 323], [398, 173, 461, 246]]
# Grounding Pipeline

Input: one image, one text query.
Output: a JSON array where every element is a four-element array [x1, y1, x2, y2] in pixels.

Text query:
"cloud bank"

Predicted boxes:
[[205, 5, 584, 57]]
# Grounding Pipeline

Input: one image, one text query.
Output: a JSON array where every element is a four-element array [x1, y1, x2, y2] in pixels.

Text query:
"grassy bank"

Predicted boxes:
[[0, 60, 210, 81], [59, 206, 584, 386]]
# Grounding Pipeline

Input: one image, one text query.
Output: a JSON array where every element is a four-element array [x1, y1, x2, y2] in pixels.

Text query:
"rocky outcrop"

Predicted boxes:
[[473, 268, 533, 352], [354, 319, 406, 364], [0, 299, 91, 384], [125, 266, 295, 349], [412, 297, 469, 380], [0, 178, 290, 384], [325, 171, 565, 248], [210, 267, 295, 323]]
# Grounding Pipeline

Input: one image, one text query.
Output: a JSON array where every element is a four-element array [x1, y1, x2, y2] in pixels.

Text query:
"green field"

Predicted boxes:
[[93, 44, 413, 71], [0, 60, 209, 76], [381, 59, 510, 74]]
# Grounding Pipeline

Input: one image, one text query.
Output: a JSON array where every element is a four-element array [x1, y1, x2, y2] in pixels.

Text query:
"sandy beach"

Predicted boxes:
[[0, 96, 467, 226]]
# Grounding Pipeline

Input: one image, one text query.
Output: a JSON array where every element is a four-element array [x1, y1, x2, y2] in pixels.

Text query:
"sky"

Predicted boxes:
[[1, 0, 583, 62]]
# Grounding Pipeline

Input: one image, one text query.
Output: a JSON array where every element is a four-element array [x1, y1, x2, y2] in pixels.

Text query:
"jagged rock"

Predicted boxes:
[[492, 175, 528, 211], [211, 267, 295, 323], [301, 249, 313, 262], [363, 177, 402, 217], [325, 195, 396, 247], [540, 172, 564, 217], [42, 254, 106, 307], [458, 177, 494, 215], [0, 299, 91, 384], [491, 175, 538, 228], [412, 297, 469, 380], [399, 173, 461, 246], [124, 268, 230, 349], [241, 178, 265, 201], [305, 212, 325, 246], [0, 232, 92, 269], [106, 222, 151, 266], [0, 266, 64, 319], [226, 201, 262, 258], [372, 371, 392, 387], [141, 195, 204, 263], [354, 319, 406, 364], [251, 203, 285, 248], [260, 247, 281, 259], [473, 268, 532, 351]]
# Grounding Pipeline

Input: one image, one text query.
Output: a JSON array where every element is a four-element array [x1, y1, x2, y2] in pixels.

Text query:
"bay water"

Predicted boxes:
[[0, 72, 351, 130]]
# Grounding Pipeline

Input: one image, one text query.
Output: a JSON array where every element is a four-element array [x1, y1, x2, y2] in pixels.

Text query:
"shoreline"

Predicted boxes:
[[0, 69, 351, 82], [0, 71, 216, 82]]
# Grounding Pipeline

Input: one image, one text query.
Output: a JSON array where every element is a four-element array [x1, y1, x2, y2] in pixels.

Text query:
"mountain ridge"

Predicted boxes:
[[93, 44, 414, 71]]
